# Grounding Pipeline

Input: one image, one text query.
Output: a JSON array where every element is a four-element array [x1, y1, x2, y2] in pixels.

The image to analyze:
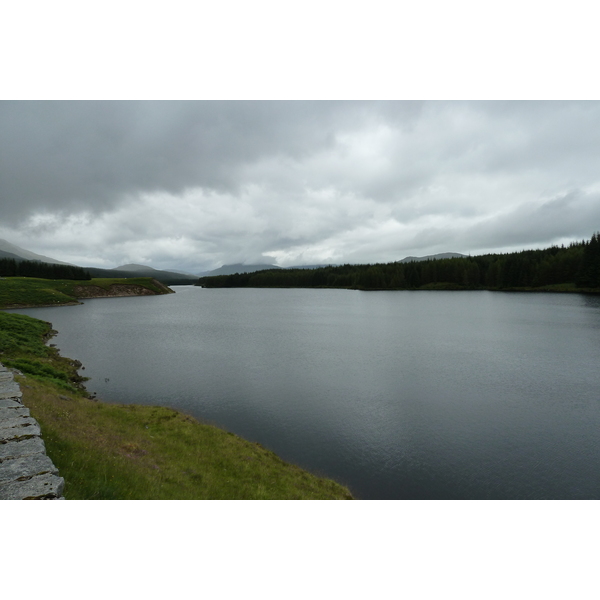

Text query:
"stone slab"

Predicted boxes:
[[0, 379, 20, 390], [0, 416, 39, 430], [0, 398, 23, 408], [0, 473, 65, 500], [0, 454, 59, 483], [0, 437, 46, 461], [0, 422, 42, 442], [1, 415, 38, 429], [0, 380, 22, 394], [0, 361, 64, 500], [0, 406, 30, 419]]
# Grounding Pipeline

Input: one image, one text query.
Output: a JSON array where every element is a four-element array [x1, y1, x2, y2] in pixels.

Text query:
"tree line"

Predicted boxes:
[[197, 233, 600, 291], [0, 258, 91, 280]]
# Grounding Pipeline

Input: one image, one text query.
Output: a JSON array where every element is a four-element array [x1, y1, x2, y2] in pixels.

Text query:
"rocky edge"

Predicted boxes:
[[0, 363, 64, 500]]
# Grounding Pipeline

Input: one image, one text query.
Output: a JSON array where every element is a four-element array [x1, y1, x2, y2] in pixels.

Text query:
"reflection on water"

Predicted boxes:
[[9, 288, 600, 499]]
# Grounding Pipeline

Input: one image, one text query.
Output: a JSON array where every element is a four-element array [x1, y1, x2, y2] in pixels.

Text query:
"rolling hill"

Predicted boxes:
[[0, 240, 198, 285]]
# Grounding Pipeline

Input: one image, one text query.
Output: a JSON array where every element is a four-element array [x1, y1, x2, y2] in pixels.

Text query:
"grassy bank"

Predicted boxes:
[[0, 276, 172, 309], [0, 311, 353, 499]]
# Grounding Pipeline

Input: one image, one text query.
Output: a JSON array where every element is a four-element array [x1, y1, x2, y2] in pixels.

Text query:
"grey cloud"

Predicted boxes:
[[1, 101, 600, 269], [0, 101, 370, 222], [438, 190, 600, 255]]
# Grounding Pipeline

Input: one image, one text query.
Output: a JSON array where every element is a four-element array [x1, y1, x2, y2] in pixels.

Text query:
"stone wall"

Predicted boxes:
[[0, 364, 65, 499]]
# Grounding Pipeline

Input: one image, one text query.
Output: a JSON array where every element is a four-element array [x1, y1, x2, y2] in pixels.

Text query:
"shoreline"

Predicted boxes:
[[0, 307, 353, 499], [198, 284, 600, 294], [0, 276, 174, 311]]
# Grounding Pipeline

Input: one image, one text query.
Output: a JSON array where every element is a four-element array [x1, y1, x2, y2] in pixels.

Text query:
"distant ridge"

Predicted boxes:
[[114, 263, 164, 273], [0, 249, 25, 261], [0, 239, 74, 265], [399, 252, 466, 263], [86, 265, 198, 285], [0, 239, 198, 285], [198, 263, 283, 277], [198, 263, 339, 276], [106, 263, 198, 284]]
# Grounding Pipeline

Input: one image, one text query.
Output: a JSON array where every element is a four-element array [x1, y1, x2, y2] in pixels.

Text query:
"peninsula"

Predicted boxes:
[[0, 277, 173, 310]]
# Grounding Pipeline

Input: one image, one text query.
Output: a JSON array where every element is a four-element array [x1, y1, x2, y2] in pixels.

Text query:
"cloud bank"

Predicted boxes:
[[1, 101, 599, 272]]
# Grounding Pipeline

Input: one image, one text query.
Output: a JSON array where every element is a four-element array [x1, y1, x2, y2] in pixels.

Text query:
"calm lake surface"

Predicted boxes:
[[10, 287, 600, 499]]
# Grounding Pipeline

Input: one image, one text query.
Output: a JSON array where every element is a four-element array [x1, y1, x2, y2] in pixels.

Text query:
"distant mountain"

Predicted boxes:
[[114, 263, 196, 277], [165, 268, 199, 276], [399, 252, 467, 263], [0, 239, 74, 265], [198, 263, 283, 277], [2, 237, 468, 286], [0, 239, 198, 285], [0, 249, 25, 261], [114, 263, 160, 272], [106, 263, 198, 284], [197, 263, 339, 276], [86, 265, 198, 285]]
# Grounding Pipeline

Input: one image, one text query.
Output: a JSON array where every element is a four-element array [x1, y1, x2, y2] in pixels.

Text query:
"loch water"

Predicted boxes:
[[10, 287, 600, 499]]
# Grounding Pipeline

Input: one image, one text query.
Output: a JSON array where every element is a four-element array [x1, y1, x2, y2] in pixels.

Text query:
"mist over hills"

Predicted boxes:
[[197, 263, 283, 277], [0, 239, 74, 265], [198, 235, 600, 291], [197, 254, 467, 277], [136, 253, 467, 278], [84, 266, 198, 285], [1, 238, 471, 285], [0, 249, 25, 261], [197, 263, 346, 276], [0, 239, 198, 285], [114, 263, 163, 272]]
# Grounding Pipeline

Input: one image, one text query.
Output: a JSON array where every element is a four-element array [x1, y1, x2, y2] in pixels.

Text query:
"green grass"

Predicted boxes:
[[1, 311, 353, 499], [18, 379, 353, 499], [0, 276, 171, 309], [0, 311, 88, 391]]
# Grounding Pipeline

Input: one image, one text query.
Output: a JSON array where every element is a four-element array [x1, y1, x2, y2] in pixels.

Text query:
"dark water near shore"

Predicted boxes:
[[10, 288, 600, 499]]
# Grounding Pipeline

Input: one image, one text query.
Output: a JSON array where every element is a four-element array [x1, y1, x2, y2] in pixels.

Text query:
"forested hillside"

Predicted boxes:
[[0, 258, 91, 280], [197, 233, 600, 291]]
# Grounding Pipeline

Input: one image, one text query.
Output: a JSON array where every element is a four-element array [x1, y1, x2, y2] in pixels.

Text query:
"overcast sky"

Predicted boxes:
[[1, 100, 599, 273]]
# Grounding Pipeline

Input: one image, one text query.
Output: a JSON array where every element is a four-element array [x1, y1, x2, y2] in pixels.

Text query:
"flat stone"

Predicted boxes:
[[0, 437, 46, 461], [0, 406, 30, 419], [0, 381, 22, 399], [0, 422, 42, 442], [0, 473, 65, 499], [0, 361, 64, 500], [0, 379, 19, 389], [0, 453, 59, 483], [0, 398, 23, 408], [0, 416, 39, 430]]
